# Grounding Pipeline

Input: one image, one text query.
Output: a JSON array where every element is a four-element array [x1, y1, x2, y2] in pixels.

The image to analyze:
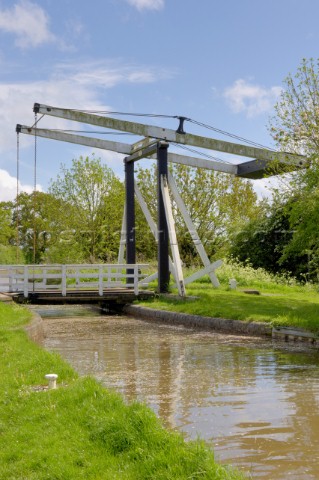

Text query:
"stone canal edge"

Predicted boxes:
[[123, 304, 319, 347]]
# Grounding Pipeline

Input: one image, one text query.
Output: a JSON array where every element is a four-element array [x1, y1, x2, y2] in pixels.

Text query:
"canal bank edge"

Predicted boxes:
[[1, 292, 317, 347], [124, 304, 319, 346]]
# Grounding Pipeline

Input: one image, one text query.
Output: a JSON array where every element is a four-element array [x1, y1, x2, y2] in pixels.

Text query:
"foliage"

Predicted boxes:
[[229, 197, 312, 281], [0, 201, 24, 264], [212, 257, 298, 288], [0, 201, 15, 245], [12, 191, 66, 264], [270, 58, 319, 156], [268, 58, 319, 280], [48, 154, 125, 263], [276, 165, 319, 281], [0, 245, 24, 264], [136, 163, 260, 265], [0, 302, 244, 480]]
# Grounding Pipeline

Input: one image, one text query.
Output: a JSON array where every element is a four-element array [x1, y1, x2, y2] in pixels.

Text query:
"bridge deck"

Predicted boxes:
[[0, 264, 154, 305], [6, 288, 154, 305]]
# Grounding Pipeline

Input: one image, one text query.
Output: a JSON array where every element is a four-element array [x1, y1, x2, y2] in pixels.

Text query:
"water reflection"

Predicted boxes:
[[39, 307, 319, 479]]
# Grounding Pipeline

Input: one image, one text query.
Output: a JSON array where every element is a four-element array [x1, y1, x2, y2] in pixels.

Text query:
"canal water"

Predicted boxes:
[[36, 305, 319, 479]]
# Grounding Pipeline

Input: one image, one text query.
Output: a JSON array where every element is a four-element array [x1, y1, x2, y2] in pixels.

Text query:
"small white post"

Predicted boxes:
[[45, 373, 58, 389], [229, 278, 237, 290]]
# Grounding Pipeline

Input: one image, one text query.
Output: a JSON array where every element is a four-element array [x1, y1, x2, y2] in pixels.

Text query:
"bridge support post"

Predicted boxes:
[[157, 142, 170, 294], [125, 159, 135, 284]]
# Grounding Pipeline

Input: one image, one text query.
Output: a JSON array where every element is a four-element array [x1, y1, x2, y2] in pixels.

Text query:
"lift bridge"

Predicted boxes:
[[3, 103, 305, 304]]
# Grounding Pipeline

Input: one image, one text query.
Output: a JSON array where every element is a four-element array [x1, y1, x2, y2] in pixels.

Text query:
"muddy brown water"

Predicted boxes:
[[36, 305, 319, 479]]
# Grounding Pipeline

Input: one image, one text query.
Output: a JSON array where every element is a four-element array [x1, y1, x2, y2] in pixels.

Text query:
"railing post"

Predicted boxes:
[[61, 265, 66, 296], [134, 264, 139, 295], [98, 265, 103, 296], [42, 266, 47, 289], [23, 265, 29, 298], [8, 266, 13, 292]]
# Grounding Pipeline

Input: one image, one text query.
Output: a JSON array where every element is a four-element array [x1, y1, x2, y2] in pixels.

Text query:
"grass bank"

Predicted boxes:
[[139, 261, 319, 333], [0, 301, 244, 480]]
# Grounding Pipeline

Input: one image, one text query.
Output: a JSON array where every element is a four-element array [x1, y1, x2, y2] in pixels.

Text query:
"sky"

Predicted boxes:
[[1, 0, 319, 201]]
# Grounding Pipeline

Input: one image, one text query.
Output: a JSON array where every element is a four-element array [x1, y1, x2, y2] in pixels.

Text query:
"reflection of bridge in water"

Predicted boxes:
[[0, 264, 154, 305]]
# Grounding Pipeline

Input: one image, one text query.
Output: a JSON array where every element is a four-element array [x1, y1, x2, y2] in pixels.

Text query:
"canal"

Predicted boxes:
[[36, 305, 319, 479]]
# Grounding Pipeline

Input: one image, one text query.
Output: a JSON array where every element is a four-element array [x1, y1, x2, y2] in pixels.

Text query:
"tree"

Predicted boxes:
[[136, 162, 260, 265], [0, 201, 15, 245], [48, 154, 124, 263], [13, 191, 66, 264], [269, 58, 319, 279], [230, 197, 311, 280], [0, 201, 24, 264], [270, 58, 319, 156]]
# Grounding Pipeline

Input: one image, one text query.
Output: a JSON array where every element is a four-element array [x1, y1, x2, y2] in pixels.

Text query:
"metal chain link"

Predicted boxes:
[[33, 112, 37, 267], [16, 131, 20, 263]]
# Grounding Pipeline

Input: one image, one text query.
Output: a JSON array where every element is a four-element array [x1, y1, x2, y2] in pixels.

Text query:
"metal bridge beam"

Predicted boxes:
[[32, 103, 306, 169], [17, 125, 238, 175]]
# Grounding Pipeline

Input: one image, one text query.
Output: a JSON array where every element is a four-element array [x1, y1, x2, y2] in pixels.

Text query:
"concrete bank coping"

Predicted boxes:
[[123, 305, 272, 337], [124, 305, 319, 346]]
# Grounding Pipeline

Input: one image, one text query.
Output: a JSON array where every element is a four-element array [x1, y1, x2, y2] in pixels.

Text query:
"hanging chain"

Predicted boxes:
[[33, 111, 38, 268], [16, 131, 20, 264]]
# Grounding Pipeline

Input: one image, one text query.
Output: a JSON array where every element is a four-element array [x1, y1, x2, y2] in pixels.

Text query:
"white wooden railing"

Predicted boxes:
[[0, 264, 148, 298]]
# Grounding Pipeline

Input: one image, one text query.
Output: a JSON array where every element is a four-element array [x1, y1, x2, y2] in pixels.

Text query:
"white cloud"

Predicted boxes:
[[0, 60, 175, 164], [57, 60, 171, 88], [0, 0, 55, 48], [126, 0, 164, 11], [0, 78, 107, 156], [0, 169, 42, 201], [224, 79, 282, 118]]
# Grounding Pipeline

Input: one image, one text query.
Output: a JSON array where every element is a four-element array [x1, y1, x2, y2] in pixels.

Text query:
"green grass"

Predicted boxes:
[[0, 301, 245, 480], [139, 261, 319, 334]]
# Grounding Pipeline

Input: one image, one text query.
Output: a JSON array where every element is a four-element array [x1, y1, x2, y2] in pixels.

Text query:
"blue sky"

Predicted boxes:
[[1, 0, 319, 200]]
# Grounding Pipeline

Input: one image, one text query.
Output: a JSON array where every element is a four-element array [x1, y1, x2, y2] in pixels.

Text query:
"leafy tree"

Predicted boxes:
[[0, 201, 24, 264], [230, 198, 311, 280], [49, 154, 124, 263], [13, 191, 65, 264], [270, 58, 319, 156], [0, 201, 15, 245], [277, 166, 319, 280], [269, 58, 319, 279]]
